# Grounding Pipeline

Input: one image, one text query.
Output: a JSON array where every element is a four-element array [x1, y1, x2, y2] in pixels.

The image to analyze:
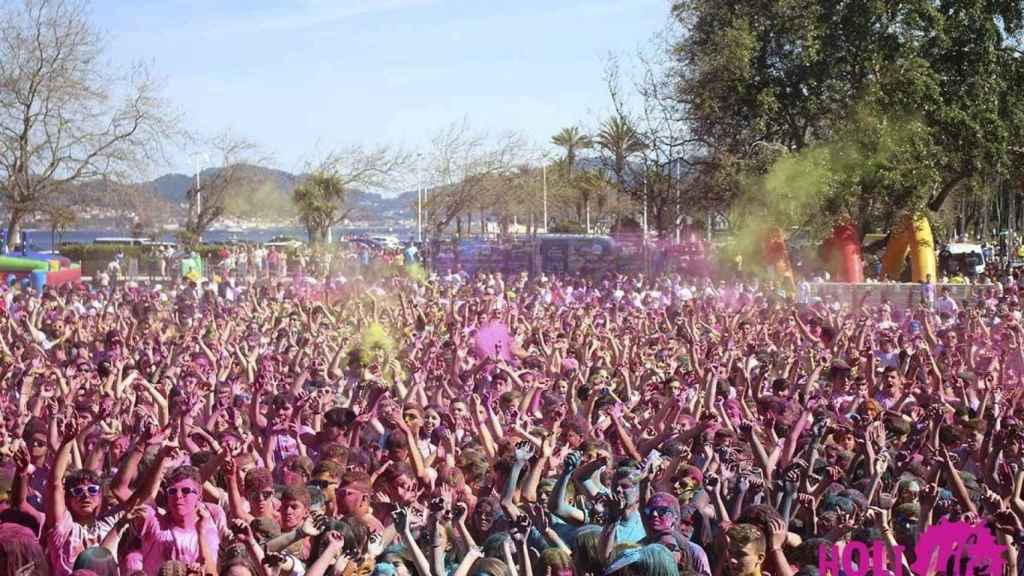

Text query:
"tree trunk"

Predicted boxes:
[[5, 209, 24, 252]]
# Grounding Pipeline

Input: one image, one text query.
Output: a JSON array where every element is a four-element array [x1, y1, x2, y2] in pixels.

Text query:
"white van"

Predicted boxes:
[[940, 242, 986, 276], [94, 237, 150, 246], [369, 235, 401, 250]]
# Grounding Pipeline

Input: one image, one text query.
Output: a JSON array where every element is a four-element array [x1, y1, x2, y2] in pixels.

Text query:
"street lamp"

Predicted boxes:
[[414, 153, 424, 243], [542, 163, 548, 234], [191, 152, 210, 242]]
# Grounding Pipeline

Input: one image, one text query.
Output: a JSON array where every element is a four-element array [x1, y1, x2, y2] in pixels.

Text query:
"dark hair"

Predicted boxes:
[[165, 466, 201, 487], [0, 522, 49, 576], [280, 484, 311, 507], [317, 443, 350, 465], [73, 547, 118, 576], [312, 460, 343, 480], [64, 469, 101, 492], [310, 517, 368, 559], [272, 392, 297, 409], [324, 407, 356, 428], [0, 509, 40, 535]]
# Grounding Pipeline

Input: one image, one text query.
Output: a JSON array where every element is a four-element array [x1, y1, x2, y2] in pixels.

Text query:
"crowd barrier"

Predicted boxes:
[[803, 282, 994, 309]]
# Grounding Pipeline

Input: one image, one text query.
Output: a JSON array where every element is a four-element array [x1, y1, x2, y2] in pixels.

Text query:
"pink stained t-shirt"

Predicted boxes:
[[47, 509, 124, 576], [136, 503, 228, 575]]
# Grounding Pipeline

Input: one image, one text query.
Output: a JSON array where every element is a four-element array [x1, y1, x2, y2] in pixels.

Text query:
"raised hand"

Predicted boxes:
[[796, 493, 816, 509], [824, 467, 844, 483], [921, 479, 937, 506], [510, 513, 531, 541], [526, 503, 550, 532], [866, 506, 891, 532], [992, 508, 1023, 535], [704, 474, 721, 493], [765, 514, 788, 551], [393, 507, 410, 532], [13, 442, 33, 475], [514, 441, 535, 463], [301, 511, 328, 538], [453, 501, 469, 524], [563, 451, 581, 474]]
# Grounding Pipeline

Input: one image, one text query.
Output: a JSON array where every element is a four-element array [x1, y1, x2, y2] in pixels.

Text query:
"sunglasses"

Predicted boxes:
[[307, 479, 335, 490], [645, 506, 676, 518], [68, 484, 101, 498], [165, 486, 199, 497], [250, 489, 275, 500]]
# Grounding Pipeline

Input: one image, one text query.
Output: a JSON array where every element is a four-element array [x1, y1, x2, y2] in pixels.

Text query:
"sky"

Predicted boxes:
[[91, 0, 671, 183]]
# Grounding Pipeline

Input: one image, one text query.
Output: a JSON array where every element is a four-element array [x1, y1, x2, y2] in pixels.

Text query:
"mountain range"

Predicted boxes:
[[135, 164, 418, 223]]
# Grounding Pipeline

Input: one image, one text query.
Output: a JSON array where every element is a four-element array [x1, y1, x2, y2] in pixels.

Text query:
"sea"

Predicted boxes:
[[20, 226, 414, 250]]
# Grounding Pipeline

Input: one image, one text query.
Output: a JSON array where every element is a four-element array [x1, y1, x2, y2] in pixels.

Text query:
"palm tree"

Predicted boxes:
[[293, 171, 350, 245], [551, 126, 592, 180], [595, 115, 645, 196]]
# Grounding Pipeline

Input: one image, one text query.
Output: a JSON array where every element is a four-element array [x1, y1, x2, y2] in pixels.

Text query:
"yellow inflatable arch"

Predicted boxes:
[[880, 214, 937, 282]]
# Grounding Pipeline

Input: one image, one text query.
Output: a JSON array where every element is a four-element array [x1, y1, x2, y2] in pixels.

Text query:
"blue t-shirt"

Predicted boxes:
[[613, 511, 646, 544]]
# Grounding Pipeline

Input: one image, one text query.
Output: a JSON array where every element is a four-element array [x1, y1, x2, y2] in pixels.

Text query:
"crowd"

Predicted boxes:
[[0, 262, 1021, 576]]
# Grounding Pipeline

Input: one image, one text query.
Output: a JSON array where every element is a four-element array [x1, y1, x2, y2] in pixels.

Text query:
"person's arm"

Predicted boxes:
[[608, 406, 644, 462], [224, 457, 255, 523], [249, 386, 268, 433], [126, 444, 182, 510], [10, 445, 45, 527], [940, 446, 978, 515], [396, 418, 433, 488], [502, 441, 533, 514], [100, 510, 135, 557], [549, 452, 586, 523], [705, 474, 730, 524], [45, 417, 81, 530], [305, 531, 348, 576], [431, 514, 449, 576], [266, 513, 322, 553], [394, 507, 432, 576], [110, 438, 147, 504], [522, 434, 555, 503], [764, 515, 794, 576], [196, 505, 221, 576], [779, 409, 812, 470], [450, 546, 484, 576]]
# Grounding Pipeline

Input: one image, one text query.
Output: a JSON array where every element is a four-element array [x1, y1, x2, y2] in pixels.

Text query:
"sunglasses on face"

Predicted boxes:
[[68, 484, 101, 498], [250, 489, 275, 500], [165, 486, 199, 497], [307, 479, 336, 490], [646, 506, 676, 518]]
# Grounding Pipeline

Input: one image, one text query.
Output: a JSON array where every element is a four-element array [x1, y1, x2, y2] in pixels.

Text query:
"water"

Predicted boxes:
[[20, 226, 414, 250]]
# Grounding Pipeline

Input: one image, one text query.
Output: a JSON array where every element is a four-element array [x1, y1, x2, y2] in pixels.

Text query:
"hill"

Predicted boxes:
[[138, 165, 414, 222]]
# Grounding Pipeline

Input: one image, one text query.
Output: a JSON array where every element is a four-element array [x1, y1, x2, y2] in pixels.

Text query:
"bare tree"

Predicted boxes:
[[0, 0, 177, 244], [602, 42, 729, 236], [293, 146, 409, 245], [424, 121, 526, 236], [181, 134, 263, 246]]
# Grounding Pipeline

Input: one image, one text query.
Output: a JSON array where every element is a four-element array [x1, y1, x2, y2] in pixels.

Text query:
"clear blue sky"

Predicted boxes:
[[92, 0, 670, 179]]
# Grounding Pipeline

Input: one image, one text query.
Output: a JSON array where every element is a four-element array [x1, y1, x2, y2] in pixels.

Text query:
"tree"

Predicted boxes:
[[670, 0, 1024, 232], [550, 126, 592, 180], [0, 0, 176, 243], [599, 51, 717, 236], [424, 121, 526, 236], [595, 114, 645, 198], [180, 134, 262, 247], [293, 147, 407, 245], [42, 205, 76, 249]]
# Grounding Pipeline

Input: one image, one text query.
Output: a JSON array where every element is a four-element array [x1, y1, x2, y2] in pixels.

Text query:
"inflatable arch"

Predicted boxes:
[[880, 214, 937, 282]]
